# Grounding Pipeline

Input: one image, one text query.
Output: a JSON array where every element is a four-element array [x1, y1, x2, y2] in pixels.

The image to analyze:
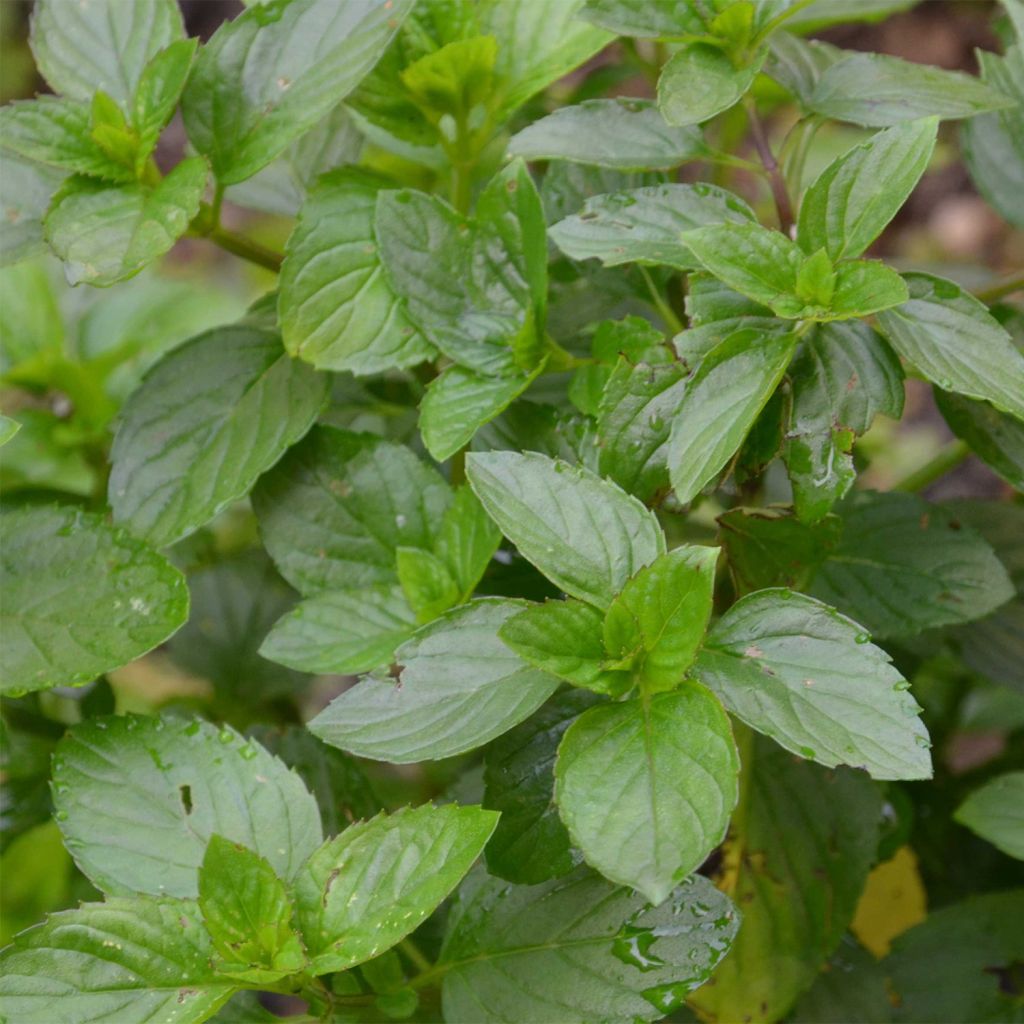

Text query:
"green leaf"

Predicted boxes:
[[690, 737, 882, 1023], [434, 485, 502, 600], [0, 897, 233, 1024], [807, 51, 1015, 126], [509, 98, 706, 170], [659, 43, 765, 127], [132, 39, 199, 173], [962, 47, 1024, 228], [954, 772, 1024, 860], [884, 890, 1024, 1023], [0, 98, 137, 181], [667, 325, 797, 504], [694, 589, 932, 779], [400, 35, 498, 121], [603, 546, 719, 694], [596, 358, 688, 502], [309, 599, 560, 763], [479, 0, 613, 119], [293, 804, 498, 974], [791, 936, 893, 1024], [936, 389, 1024, 490], [261, 585, 415, 676], [420, 364, 542, 461], [0, 505, 187, 696], [876, 272, 1024, 421], [500, 598, 632, 695], [0, 414, 20, 447], [829, 258, 908, 318], [30, 0, 184, 106], [167, 553, 308, 704], [579, 0, 708, 37], [440, 867, 740, 1023], [109, 325, 326, 548], [784, 0, 914, 31], [554, 685, 739, 905], [198, 835, 307, 983], [765, 32, 845, 105], [396, 546, 461, 623], [466, 450, 665, 610], [44, 156, 208, 286], [784, 321, 905, 523], [808, 491, 1015, 638], [0, 154, 65, 266], [798, 119, 938, 261], [483, 690, 601, 885], [253, 426, 452, 595], [278, 173, 433, 375], [182, 0, 413, 184], [53, 715, 322, 898], [549, 183, 755, 271], [0, 821, 71, 947]]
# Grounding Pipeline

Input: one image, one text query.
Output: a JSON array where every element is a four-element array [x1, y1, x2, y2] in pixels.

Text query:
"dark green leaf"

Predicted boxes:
[[0, 505, 188, 696], [766, 32, 845, 105], [936, 389, 1024, 490], [293, 804, 498, 973], [109, 325, 326, 548], [308, 599, 560, 762], [555, 685, 739, 905], [466, 450, 665, 610], [954, 772, 1024, 860], [53, 715, 322, 897]]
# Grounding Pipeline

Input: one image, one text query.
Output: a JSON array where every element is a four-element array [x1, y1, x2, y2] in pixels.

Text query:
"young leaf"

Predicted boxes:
[[0, 897, 233, 1024], [308, 599, 560, 763], [466, 450, 665, 610], [784, 321, 905, 523], [440, 868, 740, 1024], [690, 738, 882, 1023], [549, 183, 755, 271], [293, 804, 498, 974], [109, 325, 327, 548], [182, 0, 414, 184], [0, 506, 187, 696], [30, 0, 184, 107], [828, 258, 908, 318], [808, 491, 1015, 638], [483, 690, 602, 885], [797, 119, 938, 261], [260, 587, 413, 676], [659, 43, 765, 127], [0, 98, 137, 181], [509, 98, 707, 170], [666, 326, 797, 504], [597, 358, 689, 502], [935, 389, 1024, 491], [278, 173, 433, 374], [253, 427, 452, 595], [479, 0, 613, 119], [434, 486, 502, 600], [603, 546, 719, 694], [53, 715, 322, 898], [954, 772, 1024, 860], [962, 47, 1024, 228], [132, 38, 198, 171], [693, 589, 932, 779], [876, 272, 1024, 421], [500, 599, 632, 695], [420, 364, 542, 461], [554, 685, 739, 905], [198, 835, 307, 983], [44, 156, 208, 286], [396, 546, 461, 623], [579, 0, 707, 37], [807, 51, 1015, 126]]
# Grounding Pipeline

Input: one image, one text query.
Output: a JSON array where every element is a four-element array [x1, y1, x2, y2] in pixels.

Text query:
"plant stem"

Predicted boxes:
[[973, 273, 1024, 304], [745, 100, 796, 236], [894, 439, 971, 492], [398, 937, 434, 974], [208, 224, 284, 272], [639, 266, 684, 334]]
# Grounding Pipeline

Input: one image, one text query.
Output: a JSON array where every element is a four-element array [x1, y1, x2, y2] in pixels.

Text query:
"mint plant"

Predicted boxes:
[[1, 0, 1023, 1022]]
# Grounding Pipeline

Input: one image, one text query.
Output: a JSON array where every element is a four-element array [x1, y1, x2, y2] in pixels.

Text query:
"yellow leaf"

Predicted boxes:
[[851, 844, 926, 957]]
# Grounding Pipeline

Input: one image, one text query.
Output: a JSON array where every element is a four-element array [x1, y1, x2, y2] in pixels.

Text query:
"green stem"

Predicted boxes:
[[974, 273, 1024, 304], [639, 266, 684, 334], [207, 224, 284, 272], [893, 439, 971, 492], [398, 937, 434, 974]]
